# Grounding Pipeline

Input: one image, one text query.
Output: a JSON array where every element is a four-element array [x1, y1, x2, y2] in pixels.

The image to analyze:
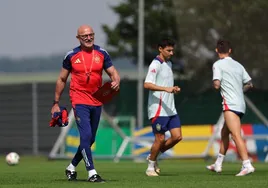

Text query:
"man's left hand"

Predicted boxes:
[[111, 81, 120, 91]]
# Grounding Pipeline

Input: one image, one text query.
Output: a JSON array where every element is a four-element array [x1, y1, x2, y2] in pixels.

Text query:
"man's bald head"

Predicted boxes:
[[77, 25, 94, 36], [76, 25, 95, 50]]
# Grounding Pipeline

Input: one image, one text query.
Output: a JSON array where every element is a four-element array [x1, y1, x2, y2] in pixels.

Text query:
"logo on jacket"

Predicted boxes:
[[102, 90, 111, 97]]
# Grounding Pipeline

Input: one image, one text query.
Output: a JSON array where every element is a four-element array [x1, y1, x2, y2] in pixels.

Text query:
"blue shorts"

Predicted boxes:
[[224, 109, 244, 119], [151, 114, 181, 134]]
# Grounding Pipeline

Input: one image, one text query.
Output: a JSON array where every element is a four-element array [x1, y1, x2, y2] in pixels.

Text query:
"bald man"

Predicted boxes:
[[51, 25, 120, 182]]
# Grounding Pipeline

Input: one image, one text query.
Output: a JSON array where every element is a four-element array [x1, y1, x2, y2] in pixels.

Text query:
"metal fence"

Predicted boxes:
[[0, 82, 71, 155], [1, 81, 268, 156]]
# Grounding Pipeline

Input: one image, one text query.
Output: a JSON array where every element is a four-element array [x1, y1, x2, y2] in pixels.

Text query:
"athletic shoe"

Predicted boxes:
[[146, 169, 159, 176], [65, 169, 77, 181], [236, 166, 255, 176], [146, 154, 161, 174], [88, 174, 105, 183], [206, 164, 222, 173]]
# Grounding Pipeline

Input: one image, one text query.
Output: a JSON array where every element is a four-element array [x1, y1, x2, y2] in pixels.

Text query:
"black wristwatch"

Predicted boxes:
[[53, 100, 59, 105]]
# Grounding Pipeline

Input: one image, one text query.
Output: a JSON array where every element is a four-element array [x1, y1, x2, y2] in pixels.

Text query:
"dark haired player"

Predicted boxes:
[[206, 39, 255, 176], [144, 38, 182, 176]]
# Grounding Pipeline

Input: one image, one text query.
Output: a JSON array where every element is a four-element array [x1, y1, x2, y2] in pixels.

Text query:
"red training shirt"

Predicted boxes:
[[62, 45, 113, 106]]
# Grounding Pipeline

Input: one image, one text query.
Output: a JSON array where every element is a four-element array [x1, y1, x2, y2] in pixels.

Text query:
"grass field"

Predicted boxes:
[[0, 156, 267, 188]]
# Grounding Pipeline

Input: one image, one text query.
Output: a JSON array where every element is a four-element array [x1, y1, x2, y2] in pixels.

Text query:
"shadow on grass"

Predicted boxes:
[[207, 173, 235, 176], [158, 173, 179, 177], [53, 178, 119, 183]]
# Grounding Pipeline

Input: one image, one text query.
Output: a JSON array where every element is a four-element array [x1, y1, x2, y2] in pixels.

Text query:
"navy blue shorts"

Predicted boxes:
[[151, 114, 181, 134], [224, 109, 244, 119]]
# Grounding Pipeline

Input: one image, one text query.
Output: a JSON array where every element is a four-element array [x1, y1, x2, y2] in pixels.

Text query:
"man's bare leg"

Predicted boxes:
[[146, 133, 165, 176], [207, 123, 230, 173], [160, 128, 182, 153], [224, 111, 255, 176]]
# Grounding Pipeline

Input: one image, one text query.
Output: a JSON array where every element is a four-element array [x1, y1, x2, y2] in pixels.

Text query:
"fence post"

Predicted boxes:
[[32, 82, 39, 155]]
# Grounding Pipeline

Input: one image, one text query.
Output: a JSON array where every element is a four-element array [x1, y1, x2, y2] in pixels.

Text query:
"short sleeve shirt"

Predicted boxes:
[[212, 57, 251, 113], [63, 45, 113, 106], [145, 56, 177, 119]]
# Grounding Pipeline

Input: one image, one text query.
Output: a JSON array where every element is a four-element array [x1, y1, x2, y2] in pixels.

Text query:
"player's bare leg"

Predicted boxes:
[[161, 127, 182, 152], [219, 123, 230, 155], [224, 111, 255, 176], [207, 123, 230, 173], [153, 128, 182, 173], [147, 128, 182, 174], [146, 133, 165, 176]]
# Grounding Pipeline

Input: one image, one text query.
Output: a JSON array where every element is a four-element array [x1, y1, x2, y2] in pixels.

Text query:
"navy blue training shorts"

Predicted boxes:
[[151, 114, 181, 134]]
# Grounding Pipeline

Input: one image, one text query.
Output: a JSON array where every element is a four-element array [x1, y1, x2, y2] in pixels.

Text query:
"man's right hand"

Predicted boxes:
[[165, 86, 181, 93], [173, 86, 181, 94], [51, 104, 60, 117]]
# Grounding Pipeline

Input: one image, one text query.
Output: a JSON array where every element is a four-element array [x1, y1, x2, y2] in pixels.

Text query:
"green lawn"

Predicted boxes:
[[0, 156, 267, 188]]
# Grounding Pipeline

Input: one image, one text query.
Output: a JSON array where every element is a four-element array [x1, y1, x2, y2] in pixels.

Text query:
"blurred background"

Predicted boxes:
[[0, 0, 268, 162]]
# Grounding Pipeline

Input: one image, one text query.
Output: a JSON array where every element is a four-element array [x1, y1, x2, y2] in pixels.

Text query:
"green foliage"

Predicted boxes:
[[104, 0, 268, 89], [173, 0, 268, 88], [102, 0, 181, 65]]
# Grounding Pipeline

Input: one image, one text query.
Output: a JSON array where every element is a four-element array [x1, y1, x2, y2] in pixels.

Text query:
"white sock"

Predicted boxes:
[[215, 153, 225, 166], [66, 163, 75, 172], [88, 169, 97, 178], [242, 159, 252, 168], [147, 160, 156, 170]]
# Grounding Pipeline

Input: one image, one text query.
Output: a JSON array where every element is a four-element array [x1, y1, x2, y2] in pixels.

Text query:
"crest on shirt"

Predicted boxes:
[[156, 123, 161, 131], [94, 56, 101, 63], [151, 69, 156, 73]]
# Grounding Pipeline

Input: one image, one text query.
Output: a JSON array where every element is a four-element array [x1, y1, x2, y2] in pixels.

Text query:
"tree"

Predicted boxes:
[[172, 0, 268, 89], [102, 0, 182, 70], [104, 0, 268, 89]]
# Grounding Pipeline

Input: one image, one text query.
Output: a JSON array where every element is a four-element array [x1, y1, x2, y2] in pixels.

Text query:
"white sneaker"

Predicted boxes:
[[146, 154, 161, 174], [146, 169, 159, 176], [155, 162, 160, 174], [206, 164, 222, 173], [236, 166, 255, 176]]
